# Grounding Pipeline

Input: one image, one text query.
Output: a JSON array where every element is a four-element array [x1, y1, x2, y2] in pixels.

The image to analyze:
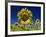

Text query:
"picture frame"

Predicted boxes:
[[5, 1, 45, 37]]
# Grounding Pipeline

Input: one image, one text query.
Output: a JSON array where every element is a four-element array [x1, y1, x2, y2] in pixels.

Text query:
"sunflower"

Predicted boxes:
[[35, 19, 41, 30], [17, 8, 33, 25], [35, 19, 41, 25]]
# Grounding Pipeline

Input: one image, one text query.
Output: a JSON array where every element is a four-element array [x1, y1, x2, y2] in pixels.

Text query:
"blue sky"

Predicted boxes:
[[11, 6, 41, 24]]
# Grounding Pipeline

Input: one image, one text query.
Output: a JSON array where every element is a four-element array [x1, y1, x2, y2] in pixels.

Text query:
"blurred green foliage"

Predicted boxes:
[[10, 19, 41, 32]]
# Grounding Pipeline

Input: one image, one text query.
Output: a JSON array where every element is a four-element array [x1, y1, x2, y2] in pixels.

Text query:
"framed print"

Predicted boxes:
[[5, 1, 45, 37]]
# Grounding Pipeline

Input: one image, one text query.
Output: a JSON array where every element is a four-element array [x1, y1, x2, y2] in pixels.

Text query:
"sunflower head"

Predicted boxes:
[[17, 8, 33, 25], [35, 19, 41, 25]]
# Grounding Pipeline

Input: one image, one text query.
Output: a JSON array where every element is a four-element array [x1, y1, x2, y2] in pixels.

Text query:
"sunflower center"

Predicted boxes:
[[21, 14, 29, 21]]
